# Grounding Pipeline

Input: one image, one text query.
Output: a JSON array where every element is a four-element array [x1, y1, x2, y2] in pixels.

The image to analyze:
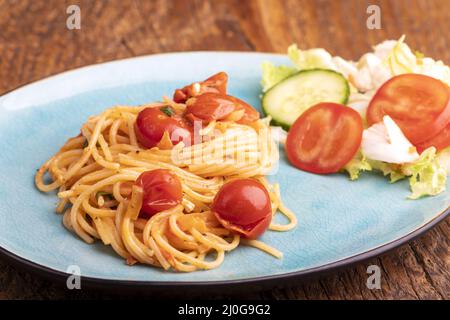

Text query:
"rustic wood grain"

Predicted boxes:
[[0, 0, 449, 300]]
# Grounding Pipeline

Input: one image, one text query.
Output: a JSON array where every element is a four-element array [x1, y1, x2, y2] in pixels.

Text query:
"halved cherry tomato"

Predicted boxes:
[[135, 107, 192, 148], [416, 122, 450, 153], [286, 103, 363, 174], [367, 74, 450, 145], [211, 178, 272, 239], [135, 169, 183, 219], [173, 72, 228, 103], [185, 93, 260, 124]]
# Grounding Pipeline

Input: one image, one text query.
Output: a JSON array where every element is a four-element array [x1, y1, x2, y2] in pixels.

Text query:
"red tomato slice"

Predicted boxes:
[[135, 169, 183, 219], [173, 72, 228, 103], [416, 122, 450, 153], [211, 178, 272, 239], [367, 74, 450, 144], [135, 107, 192, 148], [286, 103, 363, 174]]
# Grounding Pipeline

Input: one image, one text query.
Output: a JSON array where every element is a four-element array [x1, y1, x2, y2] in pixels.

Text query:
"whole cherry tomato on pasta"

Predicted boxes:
[[135, 107, 192, 149], [211, 178, 272, 239], [135, 169, 183, 219]]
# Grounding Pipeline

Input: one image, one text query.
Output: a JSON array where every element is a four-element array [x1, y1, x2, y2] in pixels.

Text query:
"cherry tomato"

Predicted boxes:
[[416, 122, 450, 153], [173, 72, 228, 103], [367, 74, 450, 145], [211, 179, 272, 239], [135, 169, 183, 218], [286, 103, 363, 174], [135, 107, 192, 148], [229, 96, 261, 124], [186, 93, 236, 121], [185, 93, 260, 124]]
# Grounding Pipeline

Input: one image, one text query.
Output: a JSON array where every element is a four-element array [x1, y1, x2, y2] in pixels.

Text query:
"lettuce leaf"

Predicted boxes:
[[346, 148, 447, 199], [343, 151, 406, 183], [368, 160, 405, 183], [401, 147, 447, 199], [385, 35, 418, 75], [261, 44, 350, 92], [261, 61, 297, 92], [343, 151, 372, 180], [287, 44, 335, 70], [437, 147, 450, 171], [382, 35, 450, 86]]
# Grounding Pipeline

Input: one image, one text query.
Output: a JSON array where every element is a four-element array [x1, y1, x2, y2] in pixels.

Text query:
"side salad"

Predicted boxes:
[[261, 36, 450, 199]]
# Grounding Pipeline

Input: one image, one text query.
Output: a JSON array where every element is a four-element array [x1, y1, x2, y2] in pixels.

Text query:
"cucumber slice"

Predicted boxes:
[[262, 69, 350, 129]]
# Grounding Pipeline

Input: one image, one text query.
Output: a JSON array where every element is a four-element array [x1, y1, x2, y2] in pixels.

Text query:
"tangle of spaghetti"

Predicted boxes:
[[35, 100, 297, 272]]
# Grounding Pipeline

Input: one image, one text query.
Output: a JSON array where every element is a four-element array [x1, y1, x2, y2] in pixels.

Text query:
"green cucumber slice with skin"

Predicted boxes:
[[262, 69, 350, 130]]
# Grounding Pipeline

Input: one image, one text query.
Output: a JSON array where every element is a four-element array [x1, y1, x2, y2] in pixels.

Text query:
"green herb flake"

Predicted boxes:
[[160, 106, 174, 117]]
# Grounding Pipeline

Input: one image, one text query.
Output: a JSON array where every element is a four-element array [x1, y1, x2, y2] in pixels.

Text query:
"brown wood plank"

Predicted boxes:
[[0, 0, 448, 299]]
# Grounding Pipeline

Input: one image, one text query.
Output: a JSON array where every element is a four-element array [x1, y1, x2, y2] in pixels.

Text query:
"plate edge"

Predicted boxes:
[[0, 205, 448, 290]]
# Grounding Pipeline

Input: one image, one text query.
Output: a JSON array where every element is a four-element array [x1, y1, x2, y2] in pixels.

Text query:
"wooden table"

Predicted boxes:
[[0, 0, 448, 300]]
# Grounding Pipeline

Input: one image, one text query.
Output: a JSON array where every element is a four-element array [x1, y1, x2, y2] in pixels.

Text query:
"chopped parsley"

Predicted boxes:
[[160, 106, 175, 117]]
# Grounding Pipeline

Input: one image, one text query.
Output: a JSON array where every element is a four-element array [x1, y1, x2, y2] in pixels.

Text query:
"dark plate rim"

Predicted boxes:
[[0, 206, 448, 291]]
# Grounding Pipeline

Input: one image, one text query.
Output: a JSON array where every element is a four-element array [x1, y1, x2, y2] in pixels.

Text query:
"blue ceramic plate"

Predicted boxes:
[[0, 52, 448, 289]]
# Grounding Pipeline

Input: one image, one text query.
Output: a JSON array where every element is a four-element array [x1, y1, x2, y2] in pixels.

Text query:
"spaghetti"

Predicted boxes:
[[35, 78, 297, 272]]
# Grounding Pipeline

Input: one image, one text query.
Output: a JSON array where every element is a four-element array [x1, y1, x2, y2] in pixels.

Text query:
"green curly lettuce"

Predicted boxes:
[[437, 147, 450, 171], [261, 61, 297, 92], [343, 153, 405, 183], [368, 160, 405, 183], [343, 151, 372, 181], [402, 147, 447, 199], [287, 44, 335, 70], [261, 44, 338, 92], [344, 147, 447, 199], [384, 35, 450, 86]]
